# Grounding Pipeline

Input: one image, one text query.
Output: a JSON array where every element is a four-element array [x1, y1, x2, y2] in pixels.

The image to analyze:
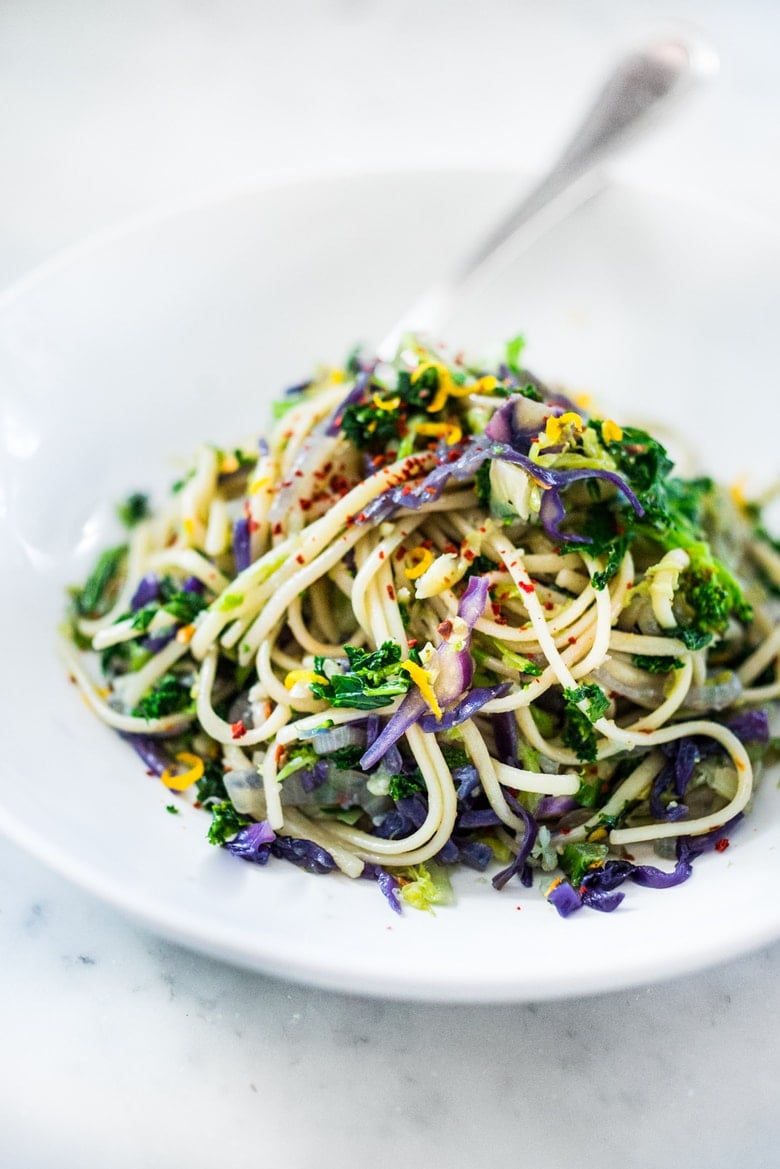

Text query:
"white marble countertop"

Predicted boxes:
[[1, 2, 779, 1166]]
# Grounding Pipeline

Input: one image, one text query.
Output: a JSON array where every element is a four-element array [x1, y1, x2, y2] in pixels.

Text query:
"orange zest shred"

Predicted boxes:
[[284, 669, 328, 690], [404, 546, 435, 579], [373, 394, 401, 412], [160, 751, 205, 792], [400, 659, 442, 719], [416, 421, 462, 446]]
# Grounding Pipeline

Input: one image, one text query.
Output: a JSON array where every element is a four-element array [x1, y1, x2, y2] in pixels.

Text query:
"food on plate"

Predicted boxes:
[[62, 335, 780, 915]]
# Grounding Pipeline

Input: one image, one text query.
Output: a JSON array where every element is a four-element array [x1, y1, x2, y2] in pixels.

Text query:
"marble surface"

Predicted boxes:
[[1, 2, 779, 1166]]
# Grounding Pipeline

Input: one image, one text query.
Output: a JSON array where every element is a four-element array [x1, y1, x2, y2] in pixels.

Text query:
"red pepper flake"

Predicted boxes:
[[378, 549, 385, 560], [299, 498, 312, 512], [437, 619, 453, 638], [294, 469, 304, 478], [407, 638, 418, 648], [356, 512, 367, 523], [272, 522, 283, 536], [231, 719, 247, 740], [518, 581, 535, 594], [544, 601, 554, 611], [463, 549, 475, 562], [333, 415, 342, 429], [626, 580, 634, 590], [715, 837, 730, 853], [395, 545, 407, 562], [446, 449, 460, 463], [386, 584, 396, 601], [494, 615, 508, 626], [401, 484, 413, 496], [295, 554, 305, 565], [371, 454, 386, 468], [443, 543, 458, 555], [567, 636, 577, 645], [274, 743, 286, 765]]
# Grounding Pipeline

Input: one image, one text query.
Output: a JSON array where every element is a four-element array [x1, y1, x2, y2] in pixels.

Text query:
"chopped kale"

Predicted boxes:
[[559, 841, 609, 885], [311, 641, 413, 710], [475, 461, 492, 506], [133, 673, 193, 720], [74, 545, 127, 618], [207, 800, 250, 845], [328, 744, 365, 770], [117, 492, 151, 528], [196, 760, 229, 803], [632, 654, 685, 674], [389, 769, 425, 801], [562, 684, 609, 763]]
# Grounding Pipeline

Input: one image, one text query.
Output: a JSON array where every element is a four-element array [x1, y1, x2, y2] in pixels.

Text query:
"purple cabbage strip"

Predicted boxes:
[[131, 574, 160, 612], [548, 881, 583, 918], [232, 517, 251, 573], [141, 630, 176, 654], [182, 575, 204, 593], [726, 709, 770, 744], [536, 795, 578, 819], [458, 839, 494, 871], [361, 863, 402, 914], [119, 732, 170, 776], [417, 682, 510, 732], [492, 795, 538, 891], [299, 759, 329, 792], [354, 434, 643, 546], [453, 765, 480, 800], [225, 820, 276, 863], [457, 808, 504, 829], [270, 836, 336, 874], [492, 709, 519, 767]]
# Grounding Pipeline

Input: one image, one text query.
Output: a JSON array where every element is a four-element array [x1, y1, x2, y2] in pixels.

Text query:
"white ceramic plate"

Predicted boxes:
[[1, 171, 778, 1002]]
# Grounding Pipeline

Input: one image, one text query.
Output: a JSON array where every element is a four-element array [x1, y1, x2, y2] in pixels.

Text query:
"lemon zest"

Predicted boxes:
[[404, 546, 435, 579], [411, 361, 454, 413], [587, 827, 608, 843], [372, 394, 401, 412], [160, 751, 205, 792], [545, 411, 584, 444], [400, 659, 442, 719], [416, 421, 462, 446], [602, 419, 623, 444], [284, 669, 328, 689], [249, 476, 269, 495]]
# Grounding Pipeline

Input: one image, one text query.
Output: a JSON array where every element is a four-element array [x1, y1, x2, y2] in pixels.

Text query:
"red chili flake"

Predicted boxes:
[[386, 585, 396, 601], [333, 415, 342, 428], [274, 743, 286, 765], [272, 522, 283, 536], [424, 485, 438, 495], [518, 581, 535, 594], [407, 638, 418, 648], [401, 484, 413, 496], [378, 550, 385, 560], [295, 554, 305, 565], [626, 580, 634, 590], [715, 837, 730, 853], [146, 769, 154, 777], [491, 602, 501, 615], [443, 543, 459, 555], [356, 511, 367, 523], [299, 498, 313, 512], [446, 449, 460, 463], [280, 479, 292, 490], [463, 549, 475, 562], [395, 545, 407, 562], [559, 827, 571, 836], [345, 514, 354, 526], [371, 454, 386, 468], [421, 539, 434, 550], [494, 615, 508, 626], [294, 469, 304, 478], [567, 636, 577, 645], [478, 526, 486, 533], [437, 619, 453, 638], [231, 719, 247, 740], [544, 601, 554, 611]]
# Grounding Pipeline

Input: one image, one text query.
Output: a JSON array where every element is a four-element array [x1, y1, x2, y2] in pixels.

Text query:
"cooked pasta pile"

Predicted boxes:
[[62, 336, 780, 915]]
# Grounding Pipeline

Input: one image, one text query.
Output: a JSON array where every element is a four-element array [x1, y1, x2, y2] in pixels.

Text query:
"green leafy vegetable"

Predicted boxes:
[[632, 654, 684, 674], [562, 684, 609, 763], [559, 841, 609, 885], [117, 492, 150, 528], [389, 769, 425, 801], [196, 760, 229, 803], [207, 800, 250, 845], [74, 545, 127, 617], [398, 862, 454, 913], [311, 641, 413, 710], [133, 673, 193, 720]]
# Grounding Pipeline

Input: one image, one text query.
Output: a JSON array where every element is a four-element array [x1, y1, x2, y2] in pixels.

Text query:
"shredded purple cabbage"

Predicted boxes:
[[361, 863, 402, 913], [232, 517, 251, 573], [131, 574, 159, 611], [225, 820, 276, 863], [417, 682, 510, 732], [119, 732, 170, 775], [492, 795, 538, 890], [726, 709, 770, 744], [270, 836, 337, 874]]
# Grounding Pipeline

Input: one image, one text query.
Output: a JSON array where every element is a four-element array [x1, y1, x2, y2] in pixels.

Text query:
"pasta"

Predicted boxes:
[[62, 336, 780, 916]]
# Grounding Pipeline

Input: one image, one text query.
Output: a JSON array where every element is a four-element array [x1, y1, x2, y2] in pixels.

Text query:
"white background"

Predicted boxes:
[[1, 2, 779, 1167]]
